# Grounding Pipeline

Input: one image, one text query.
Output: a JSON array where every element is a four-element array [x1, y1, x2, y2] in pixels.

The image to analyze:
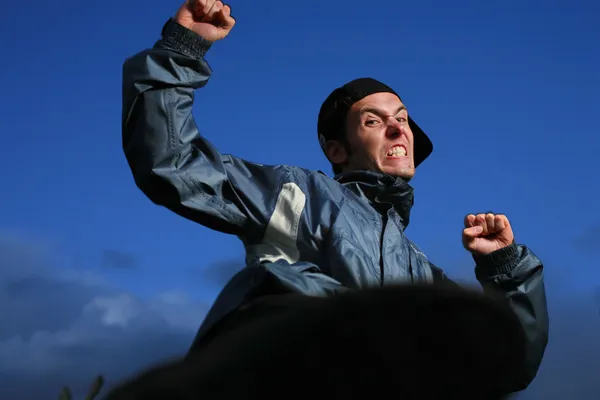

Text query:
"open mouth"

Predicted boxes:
[[386, 145, 407, 157]]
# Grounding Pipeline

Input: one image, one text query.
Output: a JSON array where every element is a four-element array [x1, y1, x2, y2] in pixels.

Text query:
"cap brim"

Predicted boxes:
[[409, 116, 433, 167]]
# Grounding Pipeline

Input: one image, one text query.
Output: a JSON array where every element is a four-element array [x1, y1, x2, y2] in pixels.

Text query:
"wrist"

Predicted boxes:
[[473, 242, 519, 277], [158, 18, 212, 59]]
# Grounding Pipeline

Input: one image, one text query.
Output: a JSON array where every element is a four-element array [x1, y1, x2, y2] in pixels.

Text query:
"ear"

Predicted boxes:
[[324, 140, 348, 165]]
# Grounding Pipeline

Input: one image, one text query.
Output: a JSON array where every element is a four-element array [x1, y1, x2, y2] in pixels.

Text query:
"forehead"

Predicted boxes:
[[349, 92, 404, 114]]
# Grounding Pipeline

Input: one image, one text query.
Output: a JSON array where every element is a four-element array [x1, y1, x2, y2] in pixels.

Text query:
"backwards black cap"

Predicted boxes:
[[317, 77, 433, 167]]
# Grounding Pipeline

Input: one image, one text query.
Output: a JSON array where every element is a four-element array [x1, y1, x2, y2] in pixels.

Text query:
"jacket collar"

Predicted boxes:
[[335, 170, 414, 228]]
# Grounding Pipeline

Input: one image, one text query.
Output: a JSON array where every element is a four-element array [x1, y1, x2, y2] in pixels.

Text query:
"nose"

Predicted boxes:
[[385, 118, 403, 139]]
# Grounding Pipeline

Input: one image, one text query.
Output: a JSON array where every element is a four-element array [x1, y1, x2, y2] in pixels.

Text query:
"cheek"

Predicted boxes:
[[405, 128, 415, 149], [350, 138, 380, 163], [351, 131, 381, 153], [364, 138, 385, 159]]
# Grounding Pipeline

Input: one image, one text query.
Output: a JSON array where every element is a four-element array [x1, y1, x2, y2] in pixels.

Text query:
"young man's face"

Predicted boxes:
[[326, 92, 416, 180]]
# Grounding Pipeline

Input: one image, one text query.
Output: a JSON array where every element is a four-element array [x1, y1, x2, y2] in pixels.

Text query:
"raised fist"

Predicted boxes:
[[462, 213, 515, 256], [175, 0, 236, 42]]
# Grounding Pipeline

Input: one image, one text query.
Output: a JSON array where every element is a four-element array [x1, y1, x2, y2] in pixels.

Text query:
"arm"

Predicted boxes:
[[473, 243, 549, 392], [433, 243, 549, 393], [122, 19, 290, 237]]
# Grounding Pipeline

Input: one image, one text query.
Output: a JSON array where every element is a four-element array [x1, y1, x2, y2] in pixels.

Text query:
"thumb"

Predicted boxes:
[[463, 225, 483, 238]]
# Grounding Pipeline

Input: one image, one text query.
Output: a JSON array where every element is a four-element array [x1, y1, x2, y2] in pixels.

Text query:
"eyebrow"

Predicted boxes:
[[359, 105, 407, 117]]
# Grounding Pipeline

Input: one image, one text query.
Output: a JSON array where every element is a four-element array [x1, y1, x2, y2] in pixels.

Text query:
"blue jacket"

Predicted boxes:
[[122, 19, 548, 391]]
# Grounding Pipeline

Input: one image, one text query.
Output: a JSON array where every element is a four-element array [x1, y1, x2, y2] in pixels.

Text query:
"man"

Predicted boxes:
[[114, 1, 548, 398]]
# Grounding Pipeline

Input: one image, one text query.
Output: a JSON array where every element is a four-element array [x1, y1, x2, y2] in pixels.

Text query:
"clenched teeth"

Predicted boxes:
[[387, 146, 406, 157]]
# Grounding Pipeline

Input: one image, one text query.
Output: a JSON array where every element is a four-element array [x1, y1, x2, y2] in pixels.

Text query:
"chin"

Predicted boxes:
[[383, 167, 415, 181]]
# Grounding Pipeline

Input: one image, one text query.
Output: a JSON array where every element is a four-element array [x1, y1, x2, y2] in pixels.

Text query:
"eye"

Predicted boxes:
[[365, 119, 380, 126], [396, 116, 407, 123]]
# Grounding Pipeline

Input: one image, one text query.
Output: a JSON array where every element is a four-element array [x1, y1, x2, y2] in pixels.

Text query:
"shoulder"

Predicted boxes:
[[408, 240, 429, 261]]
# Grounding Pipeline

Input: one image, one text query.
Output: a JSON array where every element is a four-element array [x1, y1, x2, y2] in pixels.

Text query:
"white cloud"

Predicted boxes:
[[86, 294, 142, 328], [0, 232, 209, 399]]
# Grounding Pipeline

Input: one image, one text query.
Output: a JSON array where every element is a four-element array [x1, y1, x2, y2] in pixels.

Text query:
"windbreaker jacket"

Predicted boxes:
[[122, 19, 549, 392]]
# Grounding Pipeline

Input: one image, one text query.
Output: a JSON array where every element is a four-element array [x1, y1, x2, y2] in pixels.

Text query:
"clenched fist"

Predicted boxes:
[[462, 213, 515, 256], [175, 0, 236, 42]]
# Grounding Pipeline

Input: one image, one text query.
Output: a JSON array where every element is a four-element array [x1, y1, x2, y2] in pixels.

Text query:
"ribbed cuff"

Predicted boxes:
[[474, 242, 519, 277], [159, 18, 212, 59]]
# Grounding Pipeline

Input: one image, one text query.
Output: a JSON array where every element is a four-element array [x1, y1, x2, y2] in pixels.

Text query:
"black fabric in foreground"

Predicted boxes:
[[102, 283, 527, 400]]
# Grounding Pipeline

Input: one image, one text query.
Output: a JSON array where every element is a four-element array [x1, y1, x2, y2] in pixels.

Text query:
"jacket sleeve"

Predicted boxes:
[[471, 243, 549, 392], [122, 19, 291, 237], [433, 243, 549, 394]]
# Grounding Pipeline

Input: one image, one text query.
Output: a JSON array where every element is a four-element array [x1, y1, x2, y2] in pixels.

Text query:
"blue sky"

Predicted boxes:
[[1, 0, 599, 398]]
